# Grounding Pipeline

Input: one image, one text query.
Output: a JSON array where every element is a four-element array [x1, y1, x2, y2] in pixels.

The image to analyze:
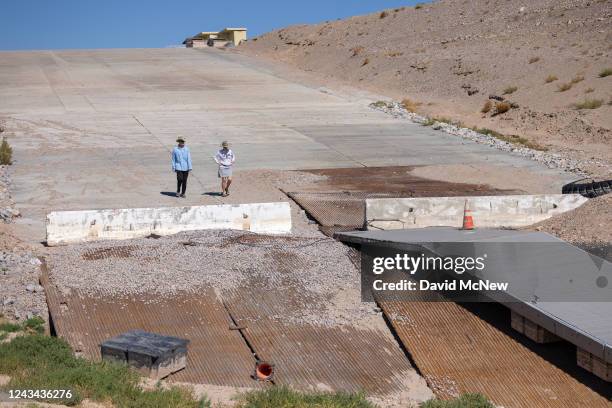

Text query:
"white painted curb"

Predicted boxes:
[[46, 202, 292, 246]]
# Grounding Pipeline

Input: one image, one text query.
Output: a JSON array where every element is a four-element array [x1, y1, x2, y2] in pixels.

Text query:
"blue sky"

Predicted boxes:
[[0, 1, 422, 50]]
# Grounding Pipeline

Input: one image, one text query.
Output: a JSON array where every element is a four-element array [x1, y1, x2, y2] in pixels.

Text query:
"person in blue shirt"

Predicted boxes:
[[171, 136, 192, 198]]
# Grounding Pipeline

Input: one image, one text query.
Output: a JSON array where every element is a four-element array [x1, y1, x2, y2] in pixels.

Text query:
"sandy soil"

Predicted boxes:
[[532, 194, 611, 242], [529, 194, 611, 258], [239, 0, 612, 178]]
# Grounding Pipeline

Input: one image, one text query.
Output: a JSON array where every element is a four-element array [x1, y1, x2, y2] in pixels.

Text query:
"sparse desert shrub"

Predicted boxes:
[[415, 3, 424, 9], [421, 116, 462, 127], [472, 127, 547, 150], [557, 82, 572, 92], [0, 322, 21, 333], [585, 87, 594, 93], [571, 74, 584, 84], [401, 98, 421, 112], [481, 100, 493, 113], [385, 51, 403, 57], [471, 127, 503, 139], [528, 56, 540, 64], [435, 117, 462, 126], [350, 46, 364, 57], [0, 137, 12, 165], [371, 100, 391, 109], [379, 11, 389, 19], [599, 68, 612, 78], [502, 86, 518, 95], [422, 117, 436, 126], [495, 101, 511, 114], [545, 74, 558, 83], [574, 98, 603, 109], [361, 57, 370, 66], [27, 316, 45, 333]]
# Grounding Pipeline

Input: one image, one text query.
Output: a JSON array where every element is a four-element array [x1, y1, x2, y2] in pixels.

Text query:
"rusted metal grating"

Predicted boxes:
[[41, 264, 259, 387], [82, 245, 136, 260], [211, 240, 428, 398], [379, 300, 612, 407], [41, 233, 428, 400], [288, 191, 394, 232], [224, 287, 424, 397]]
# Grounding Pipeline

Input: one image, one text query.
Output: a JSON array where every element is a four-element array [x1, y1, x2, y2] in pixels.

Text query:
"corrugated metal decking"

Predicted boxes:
[[224, 287, 425, 395], [41, 233, 431, 402], [41, 265, 259, 387], [379, 300, 611, 407]]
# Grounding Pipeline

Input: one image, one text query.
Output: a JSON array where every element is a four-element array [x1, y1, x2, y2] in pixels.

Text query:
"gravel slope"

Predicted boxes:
[[529, 194, 612, 259], [0, 163, 47, 323], [46, 229, 382, 329]]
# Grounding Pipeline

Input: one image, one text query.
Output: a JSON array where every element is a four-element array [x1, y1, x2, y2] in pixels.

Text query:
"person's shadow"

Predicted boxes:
[[160, 191, 178, 197], [202, 191, 223, 197]]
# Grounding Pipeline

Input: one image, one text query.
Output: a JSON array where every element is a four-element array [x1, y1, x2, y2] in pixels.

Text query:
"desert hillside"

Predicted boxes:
[[239, 0, 612, 177]]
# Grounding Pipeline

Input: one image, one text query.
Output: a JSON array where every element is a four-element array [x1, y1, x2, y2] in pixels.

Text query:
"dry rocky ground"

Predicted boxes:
[[0, 165, 47, 325], [529, 193, 612, 259], [239, 0, 612, 178]]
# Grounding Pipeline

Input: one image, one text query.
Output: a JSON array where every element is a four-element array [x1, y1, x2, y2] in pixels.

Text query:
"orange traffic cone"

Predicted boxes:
[[462, 200, 474, 230], [253, 360, 274, 381]]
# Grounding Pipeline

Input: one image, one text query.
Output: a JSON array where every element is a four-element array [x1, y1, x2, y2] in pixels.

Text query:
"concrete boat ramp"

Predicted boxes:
[[3, 47, 610, 406], [0, 48, 573, 243]]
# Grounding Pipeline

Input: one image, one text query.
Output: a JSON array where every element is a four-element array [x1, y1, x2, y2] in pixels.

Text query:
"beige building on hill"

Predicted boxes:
[[183, 28, 247, 48]]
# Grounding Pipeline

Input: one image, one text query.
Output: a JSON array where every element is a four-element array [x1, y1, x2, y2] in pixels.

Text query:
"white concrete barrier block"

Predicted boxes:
[[46, 202, 292, 246], [366, 194, 588, 230]]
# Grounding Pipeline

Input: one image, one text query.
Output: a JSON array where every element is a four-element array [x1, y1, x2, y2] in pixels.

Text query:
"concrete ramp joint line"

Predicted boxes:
[[366, 194, 587, 230], [46, 202, 292, 246]]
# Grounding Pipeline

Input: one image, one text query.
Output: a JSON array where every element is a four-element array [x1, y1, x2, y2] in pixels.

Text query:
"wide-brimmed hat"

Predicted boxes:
[[221, 141, 229, 148], [176, 136, 186, 143]]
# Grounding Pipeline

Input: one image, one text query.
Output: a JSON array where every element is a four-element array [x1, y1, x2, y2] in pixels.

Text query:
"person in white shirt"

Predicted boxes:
[[213, 141, 235, 197]]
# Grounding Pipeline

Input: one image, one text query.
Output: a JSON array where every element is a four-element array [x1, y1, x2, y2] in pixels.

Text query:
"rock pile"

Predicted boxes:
[[0, 160, 45, 323], [0, 165, 19, 222], [0, 251, 47, 322]]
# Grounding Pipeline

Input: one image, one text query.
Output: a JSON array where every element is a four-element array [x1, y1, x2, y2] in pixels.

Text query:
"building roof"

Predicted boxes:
[[183, 28, 247, 45]]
